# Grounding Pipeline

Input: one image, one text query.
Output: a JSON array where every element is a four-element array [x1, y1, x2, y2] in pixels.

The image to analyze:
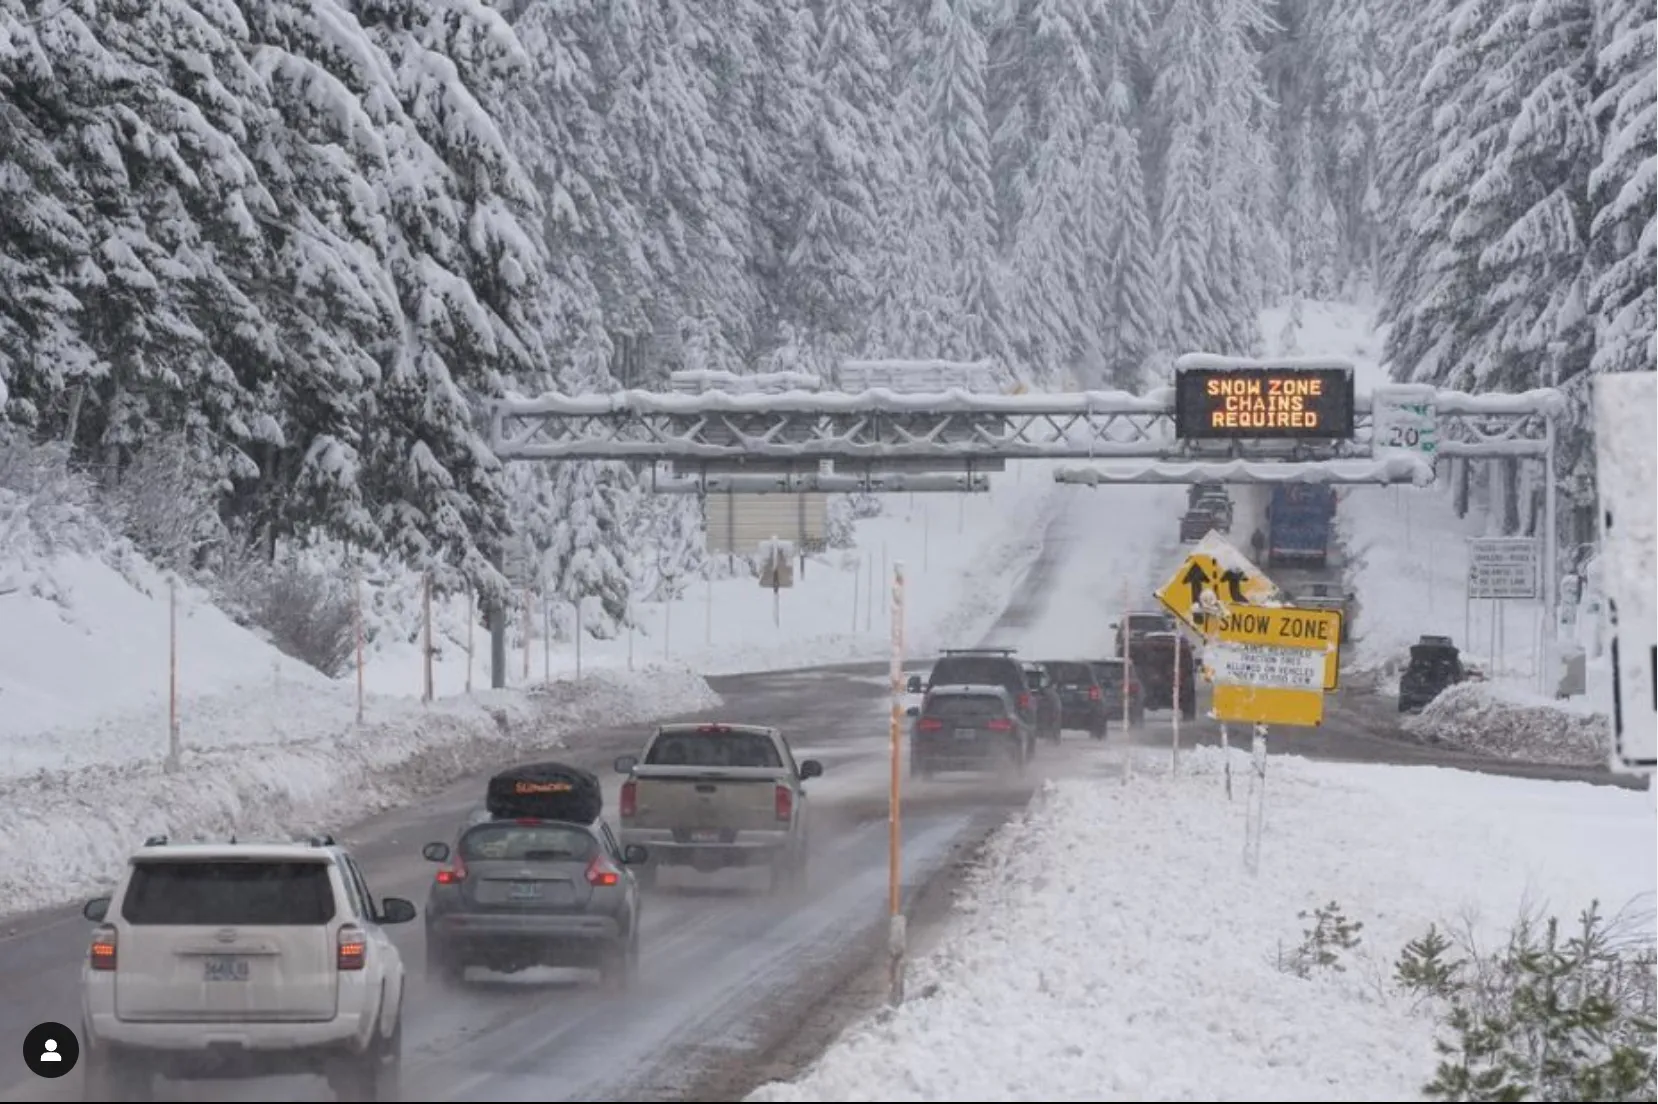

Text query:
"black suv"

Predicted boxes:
[[1040, 660, 1110, 739], [1399, 635, 1465, 712], [908, 648, 1037, 729], [1127, 632, 1197, 720], [907, 686, 1032, 777]]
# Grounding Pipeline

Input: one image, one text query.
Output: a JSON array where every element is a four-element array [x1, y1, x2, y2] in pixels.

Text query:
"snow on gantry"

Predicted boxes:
[[1052, 455, 1434, 486]]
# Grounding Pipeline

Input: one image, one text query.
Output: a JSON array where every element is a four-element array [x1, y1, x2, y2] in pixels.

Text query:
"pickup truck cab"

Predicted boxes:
[[614, 723, 822, 895]]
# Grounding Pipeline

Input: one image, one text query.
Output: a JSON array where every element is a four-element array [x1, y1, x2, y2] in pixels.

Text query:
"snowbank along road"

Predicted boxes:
[[0, 488, 1638, 1103]]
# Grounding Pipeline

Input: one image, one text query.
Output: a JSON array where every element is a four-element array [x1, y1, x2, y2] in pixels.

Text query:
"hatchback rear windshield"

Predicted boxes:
[[929, 658, 1018, 687], [646, 731, 782, 768], [926, 695, 1007, 721], [121, 860, 336, 926], [460, 824, 596, 863]]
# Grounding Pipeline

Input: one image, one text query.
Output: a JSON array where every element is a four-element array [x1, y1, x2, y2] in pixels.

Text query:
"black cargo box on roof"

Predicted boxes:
[[485, 761, 603, 824]]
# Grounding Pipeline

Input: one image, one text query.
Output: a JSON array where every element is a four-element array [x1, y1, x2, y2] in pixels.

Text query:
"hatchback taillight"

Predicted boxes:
[[917, 717, 943, 732], [620, 779, 638, 818], [585, 855, 621, 887], [89, 925, 117, 971], [986, 718, 1014, 731], [775, 784, 794, 822], [1087, 685, 1101, 701], [337, 925, 366, 971], [436, 854, 467, 885]]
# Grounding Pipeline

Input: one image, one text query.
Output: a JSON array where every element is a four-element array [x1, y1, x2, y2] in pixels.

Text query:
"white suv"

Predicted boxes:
[[79, 834, 414, 1102]]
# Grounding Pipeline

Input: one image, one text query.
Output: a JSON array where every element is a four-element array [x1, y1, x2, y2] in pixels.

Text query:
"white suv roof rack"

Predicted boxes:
[[141, 833, 338, 849]]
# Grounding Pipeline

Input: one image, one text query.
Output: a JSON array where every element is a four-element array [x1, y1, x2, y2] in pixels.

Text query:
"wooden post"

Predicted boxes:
[[353, 567, 364, 725], [167, 577, 180, 771], [421, 573, 434, 704], [887, 562, 907, 1006]]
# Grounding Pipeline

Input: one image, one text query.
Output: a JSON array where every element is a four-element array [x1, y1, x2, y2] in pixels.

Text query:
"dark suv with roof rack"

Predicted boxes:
[[906, 684, 1033, 777], [906, 647, 1039, 731]]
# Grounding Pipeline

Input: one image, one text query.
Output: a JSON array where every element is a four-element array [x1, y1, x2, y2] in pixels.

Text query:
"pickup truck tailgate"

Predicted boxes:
[[628, 766, 787, 836]]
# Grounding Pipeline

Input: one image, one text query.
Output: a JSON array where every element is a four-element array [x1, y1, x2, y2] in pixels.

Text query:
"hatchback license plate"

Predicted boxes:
[[690, 829, 721, 843], [954, 728, 979, 740], [509, 882, 542, 900], [203, 956, 249, 982]]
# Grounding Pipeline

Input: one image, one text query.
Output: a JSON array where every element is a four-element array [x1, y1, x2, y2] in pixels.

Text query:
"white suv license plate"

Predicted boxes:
[[203, 956, 250, 982]]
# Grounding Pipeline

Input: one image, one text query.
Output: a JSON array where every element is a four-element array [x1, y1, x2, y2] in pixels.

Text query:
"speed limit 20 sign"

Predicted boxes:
[[1371, 384, 1439, 457]]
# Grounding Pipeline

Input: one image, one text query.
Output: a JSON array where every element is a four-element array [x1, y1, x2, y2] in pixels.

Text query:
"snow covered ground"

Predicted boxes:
[[362, 465, 1065, 696], [748, 748, 1657, 1102]]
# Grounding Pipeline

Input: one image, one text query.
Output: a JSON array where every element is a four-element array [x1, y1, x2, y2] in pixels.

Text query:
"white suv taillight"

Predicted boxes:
[[337, 925, 366, 971], [89, 925, 117, 971]]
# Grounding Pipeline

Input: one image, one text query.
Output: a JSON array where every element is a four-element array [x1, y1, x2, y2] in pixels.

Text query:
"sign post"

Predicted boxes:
[[1466, 537, 1541, 683], [887, 562, 907, 1006], [1592, 373, 1656, 775], [758, 536, 796, 627], [1156, 535, 1342, 859]]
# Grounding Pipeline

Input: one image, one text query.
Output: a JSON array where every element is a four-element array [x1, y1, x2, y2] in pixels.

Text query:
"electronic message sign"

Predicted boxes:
[[1174, 365, 1355, 440]]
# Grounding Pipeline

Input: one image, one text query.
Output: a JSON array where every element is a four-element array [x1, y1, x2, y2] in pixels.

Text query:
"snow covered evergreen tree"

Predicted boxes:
[[785, 0, 894, 369], [1585, 0, 1655, 378], [920, 0, 1008, 369]]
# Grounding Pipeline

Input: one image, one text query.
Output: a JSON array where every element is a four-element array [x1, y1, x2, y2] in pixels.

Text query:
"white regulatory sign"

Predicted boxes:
[[1205, 643, 1326, 691], [1467, 537, 1540, 600], [1372, 384, 1439, 457]]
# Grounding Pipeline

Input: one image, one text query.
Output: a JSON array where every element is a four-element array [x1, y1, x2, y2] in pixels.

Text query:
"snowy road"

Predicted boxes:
[[0, 662, 1028, 1103]]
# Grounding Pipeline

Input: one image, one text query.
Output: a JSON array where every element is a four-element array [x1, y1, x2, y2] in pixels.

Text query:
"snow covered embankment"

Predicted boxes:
[[748, 746, 1656, 1102], [1402, 682, 1611, 768], [0, 668, 720, 917]]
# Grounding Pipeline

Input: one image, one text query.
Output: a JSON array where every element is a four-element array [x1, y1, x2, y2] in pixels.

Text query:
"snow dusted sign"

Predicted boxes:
[[1593, 372, 1656, 773], [1205, 642, 1325, 691], [1466, 537, 1541, 601], [1371, 383, 1439, 459]]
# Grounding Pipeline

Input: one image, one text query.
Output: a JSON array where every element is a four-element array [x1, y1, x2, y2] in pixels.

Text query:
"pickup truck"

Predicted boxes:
[[614, 722, 822, 894]]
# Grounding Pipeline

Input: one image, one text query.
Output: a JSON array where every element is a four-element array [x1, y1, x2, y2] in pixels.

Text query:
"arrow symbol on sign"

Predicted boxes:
[[1219, 568, 1249, 604], [1182, 563, 1209, 611]]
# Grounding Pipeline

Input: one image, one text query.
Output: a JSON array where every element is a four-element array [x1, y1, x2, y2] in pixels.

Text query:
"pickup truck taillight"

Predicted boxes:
[[1087, 685, 1101, 701], [986, 718, 1014, 731], [774, 784, 793, 822], [917, 717, 943, 732], [337, 925, 366, 971], [620, 779, 638, 818], [89, 926, 117, 971]]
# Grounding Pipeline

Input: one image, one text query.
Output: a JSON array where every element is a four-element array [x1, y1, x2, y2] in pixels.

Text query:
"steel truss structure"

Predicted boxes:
[[489, 387, 1565, 484]]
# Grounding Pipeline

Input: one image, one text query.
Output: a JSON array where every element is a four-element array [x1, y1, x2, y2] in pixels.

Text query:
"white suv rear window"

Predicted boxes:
[[120, 860, 337, 926]]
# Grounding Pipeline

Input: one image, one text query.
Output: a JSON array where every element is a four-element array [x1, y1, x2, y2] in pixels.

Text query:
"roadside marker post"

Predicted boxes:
[[887, 562, 907, 1007]]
